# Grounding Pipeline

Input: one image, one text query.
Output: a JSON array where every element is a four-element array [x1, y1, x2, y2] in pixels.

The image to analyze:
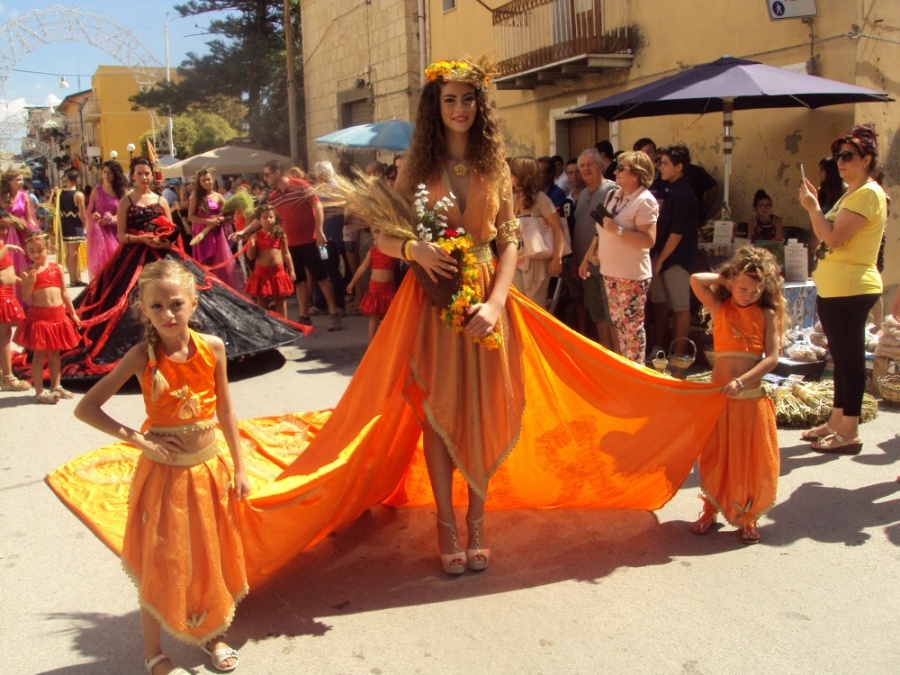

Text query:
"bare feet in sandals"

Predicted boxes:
[[202, 639, 239, 672]]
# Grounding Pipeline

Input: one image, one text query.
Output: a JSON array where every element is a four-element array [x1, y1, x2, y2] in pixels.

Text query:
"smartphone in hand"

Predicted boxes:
[[591, 203, 613, 223]]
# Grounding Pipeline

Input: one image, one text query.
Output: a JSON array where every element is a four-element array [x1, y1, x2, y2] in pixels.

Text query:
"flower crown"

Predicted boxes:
[[425, 59, 490, 90]]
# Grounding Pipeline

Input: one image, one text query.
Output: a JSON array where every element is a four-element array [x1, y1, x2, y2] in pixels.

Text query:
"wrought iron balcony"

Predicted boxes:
[[493, 0, 633, 90]]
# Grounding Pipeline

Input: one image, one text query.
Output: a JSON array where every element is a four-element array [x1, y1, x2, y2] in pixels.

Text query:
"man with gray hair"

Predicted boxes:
[[570, 148, 617, 349]]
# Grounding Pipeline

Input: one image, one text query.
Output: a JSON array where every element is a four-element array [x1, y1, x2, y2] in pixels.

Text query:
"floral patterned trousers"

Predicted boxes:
[[603, 276, 651, 363]]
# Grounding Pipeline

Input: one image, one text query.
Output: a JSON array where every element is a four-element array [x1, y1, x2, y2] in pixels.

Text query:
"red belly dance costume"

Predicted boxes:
[[122, 330, 247, 645], [699, 298, 779, 528], [244, 231, 293, 299], [14, 263, 80, 351], [0, 250, 25, 324], [359, 246, 397, 317]]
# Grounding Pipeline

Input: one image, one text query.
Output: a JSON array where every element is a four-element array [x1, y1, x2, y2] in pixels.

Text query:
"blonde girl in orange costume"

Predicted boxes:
[[16, 232, 81, 403], [689, 245, 783, 544], [75, 259, 250, 675]]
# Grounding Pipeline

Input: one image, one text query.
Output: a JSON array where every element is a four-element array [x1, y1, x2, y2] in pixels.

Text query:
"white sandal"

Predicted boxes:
[[145, 653, 191, 675], [201, 643, 239, 672]]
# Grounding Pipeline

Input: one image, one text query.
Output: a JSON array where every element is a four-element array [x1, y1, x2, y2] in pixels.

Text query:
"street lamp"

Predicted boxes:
[[110, 150, 118, 160], [127, 143, 136, 160]]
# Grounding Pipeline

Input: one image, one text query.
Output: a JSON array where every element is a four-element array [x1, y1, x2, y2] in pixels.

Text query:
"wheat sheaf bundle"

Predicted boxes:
[[317, 171, 418, 240]]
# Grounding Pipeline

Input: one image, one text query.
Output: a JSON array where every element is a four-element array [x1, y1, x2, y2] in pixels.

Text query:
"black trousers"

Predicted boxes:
[[816, 293, 879, 416]]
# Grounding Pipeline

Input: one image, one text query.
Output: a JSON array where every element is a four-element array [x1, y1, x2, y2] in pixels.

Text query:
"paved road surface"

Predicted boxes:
[[2, 309, 898, 674]]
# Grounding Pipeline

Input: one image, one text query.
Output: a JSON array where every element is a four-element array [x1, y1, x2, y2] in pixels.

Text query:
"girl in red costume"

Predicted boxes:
[[75, 259, 249, 675], [244, 204, 295, 318], [688, 245, 783, 544], [346, 228, 397, 343], [0, 210, 27, 392], [16, 232, 81, 403]]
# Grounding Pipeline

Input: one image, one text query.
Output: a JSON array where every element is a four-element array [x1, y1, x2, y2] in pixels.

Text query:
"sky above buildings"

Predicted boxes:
[[1, 2, 230, 153]]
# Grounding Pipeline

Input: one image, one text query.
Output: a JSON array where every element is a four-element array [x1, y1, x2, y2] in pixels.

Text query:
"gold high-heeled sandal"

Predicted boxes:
[[436, 518, 466, 575], [465, 516, 490, 571]]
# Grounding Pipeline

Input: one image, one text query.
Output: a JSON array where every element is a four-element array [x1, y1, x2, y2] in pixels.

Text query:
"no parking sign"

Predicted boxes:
[[766, 0, 818, 20]]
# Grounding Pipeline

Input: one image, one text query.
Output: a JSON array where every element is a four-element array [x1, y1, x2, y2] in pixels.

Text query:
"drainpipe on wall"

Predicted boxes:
[[417, 0, 427, 87]]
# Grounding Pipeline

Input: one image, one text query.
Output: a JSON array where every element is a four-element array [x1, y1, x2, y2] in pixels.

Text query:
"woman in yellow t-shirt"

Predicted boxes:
[[799, 124, 887, 455]]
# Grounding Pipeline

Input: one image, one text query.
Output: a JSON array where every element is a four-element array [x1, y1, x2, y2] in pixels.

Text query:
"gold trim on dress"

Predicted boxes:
[[149, 419, 217, 435], [715, 351, 763, 361], [469, 243, 494, 264], [734, 386, 764, 399], [143, 441, 220, 466]]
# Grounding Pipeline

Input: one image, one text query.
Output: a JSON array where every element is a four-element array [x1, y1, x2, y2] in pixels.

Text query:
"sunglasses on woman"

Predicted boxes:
[[832, 150, 860, 163]]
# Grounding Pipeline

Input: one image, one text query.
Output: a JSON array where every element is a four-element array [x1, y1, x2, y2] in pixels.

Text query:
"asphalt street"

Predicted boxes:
[[1, 305, 898, 675]]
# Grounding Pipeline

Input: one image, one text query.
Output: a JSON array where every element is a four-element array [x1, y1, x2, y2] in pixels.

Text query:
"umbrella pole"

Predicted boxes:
[[722, 97, 734, 215]]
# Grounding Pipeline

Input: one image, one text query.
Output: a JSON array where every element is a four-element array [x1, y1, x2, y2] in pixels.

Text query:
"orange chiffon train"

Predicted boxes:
[[47, 276, 729, 588]]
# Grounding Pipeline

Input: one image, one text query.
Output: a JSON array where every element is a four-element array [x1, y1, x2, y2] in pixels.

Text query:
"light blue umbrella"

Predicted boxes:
[[315, 120, 414, 152]]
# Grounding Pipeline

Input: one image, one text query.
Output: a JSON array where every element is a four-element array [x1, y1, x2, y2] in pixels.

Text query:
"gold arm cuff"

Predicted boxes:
[[143, 440, 220, 466], [496, 218, 519, 248]]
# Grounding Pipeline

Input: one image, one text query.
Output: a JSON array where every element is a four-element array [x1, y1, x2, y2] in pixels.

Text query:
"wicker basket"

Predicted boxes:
[[410, 248, 466, 307], [667, 337, 697, 376], [651, 350, 668, 373], [877, 361, 900, 405]]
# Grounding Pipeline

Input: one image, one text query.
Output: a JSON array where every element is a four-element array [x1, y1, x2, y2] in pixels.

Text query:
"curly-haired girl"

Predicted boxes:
[[689, 245, 784, 543]]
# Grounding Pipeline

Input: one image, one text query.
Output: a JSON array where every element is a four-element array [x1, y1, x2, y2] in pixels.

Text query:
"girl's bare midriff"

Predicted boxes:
[[712, 355, 762, 387]]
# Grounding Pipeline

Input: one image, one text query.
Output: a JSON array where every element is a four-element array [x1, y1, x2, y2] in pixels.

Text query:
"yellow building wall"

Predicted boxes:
[[428, 0, 898, 298], [91, 66, 169, 164], [300, 0, 421, 166]]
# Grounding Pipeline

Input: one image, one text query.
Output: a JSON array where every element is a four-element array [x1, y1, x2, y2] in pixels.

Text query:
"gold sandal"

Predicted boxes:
[[1, 375, 30, 392], [35, 390, 59, 405], [51, 385, 75, 399]]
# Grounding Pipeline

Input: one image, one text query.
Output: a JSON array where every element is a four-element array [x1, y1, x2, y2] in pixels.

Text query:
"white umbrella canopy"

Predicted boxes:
[[160, 145, 293, 179]]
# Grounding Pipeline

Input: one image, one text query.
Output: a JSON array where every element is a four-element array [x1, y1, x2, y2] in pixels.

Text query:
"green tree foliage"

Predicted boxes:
[[140, 110, 237, 158], [130, 1, 302, 158]]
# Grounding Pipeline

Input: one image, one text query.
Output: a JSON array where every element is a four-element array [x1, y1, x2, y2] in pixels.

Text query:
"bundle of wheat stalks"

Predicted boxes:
[[317, 172, 417, 241]]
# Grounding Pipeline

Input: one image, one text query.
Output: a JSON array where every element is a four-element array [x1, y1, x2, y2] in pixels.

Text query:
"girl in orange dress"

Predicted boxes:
[[346, 228, 397, 343], [689, 246, 783, 543], [16, 232, 81, 403], [244, 204, 295, 318], [0, 210, 27, 392], [75, 259, 250, 675]]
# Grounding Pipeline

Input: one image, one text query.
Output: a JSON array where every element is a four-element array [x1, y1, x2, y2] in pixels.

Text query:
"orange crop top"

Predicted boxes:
[[712, 298, 765, 361], [142, 330, 218, 434]]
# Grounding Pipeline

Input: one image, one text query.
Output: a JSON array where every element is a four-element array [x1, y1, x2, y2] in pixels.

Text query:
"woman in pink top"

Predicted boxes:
[[0, 168, 39, 280], [86, 160, 128, 279], [188, 169, 242, 289]]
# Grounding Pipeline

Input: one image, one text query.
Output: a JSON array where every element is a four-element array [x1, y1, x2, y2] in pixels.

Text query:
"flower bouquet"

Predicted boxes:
[[319, 172, 501, 348]]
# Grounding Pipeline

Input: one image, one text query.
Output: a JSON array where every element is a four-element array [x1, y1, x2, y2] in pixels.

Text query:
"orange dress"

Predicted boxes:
[[701, 299, 779, 527], [121, 330, 247, 646], [48, 173, 732, 589]]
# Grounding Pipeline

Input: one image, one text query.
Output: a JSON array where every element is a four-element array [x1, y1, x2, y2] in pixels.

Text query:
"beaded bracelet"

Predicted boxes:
[[732, 378, 744, 391]]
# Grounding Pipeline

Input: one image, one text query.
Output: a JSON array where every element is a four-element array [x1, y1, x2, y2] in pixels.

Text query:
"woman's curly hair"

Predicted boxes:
[[716, 245, 785, 338], [404, 56, 507, 189]]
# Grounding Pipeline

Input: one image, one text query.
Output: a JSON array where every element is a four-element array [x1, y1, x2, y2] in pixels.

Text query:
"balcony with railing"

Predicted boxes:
[[493, 0, 633, 90]]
